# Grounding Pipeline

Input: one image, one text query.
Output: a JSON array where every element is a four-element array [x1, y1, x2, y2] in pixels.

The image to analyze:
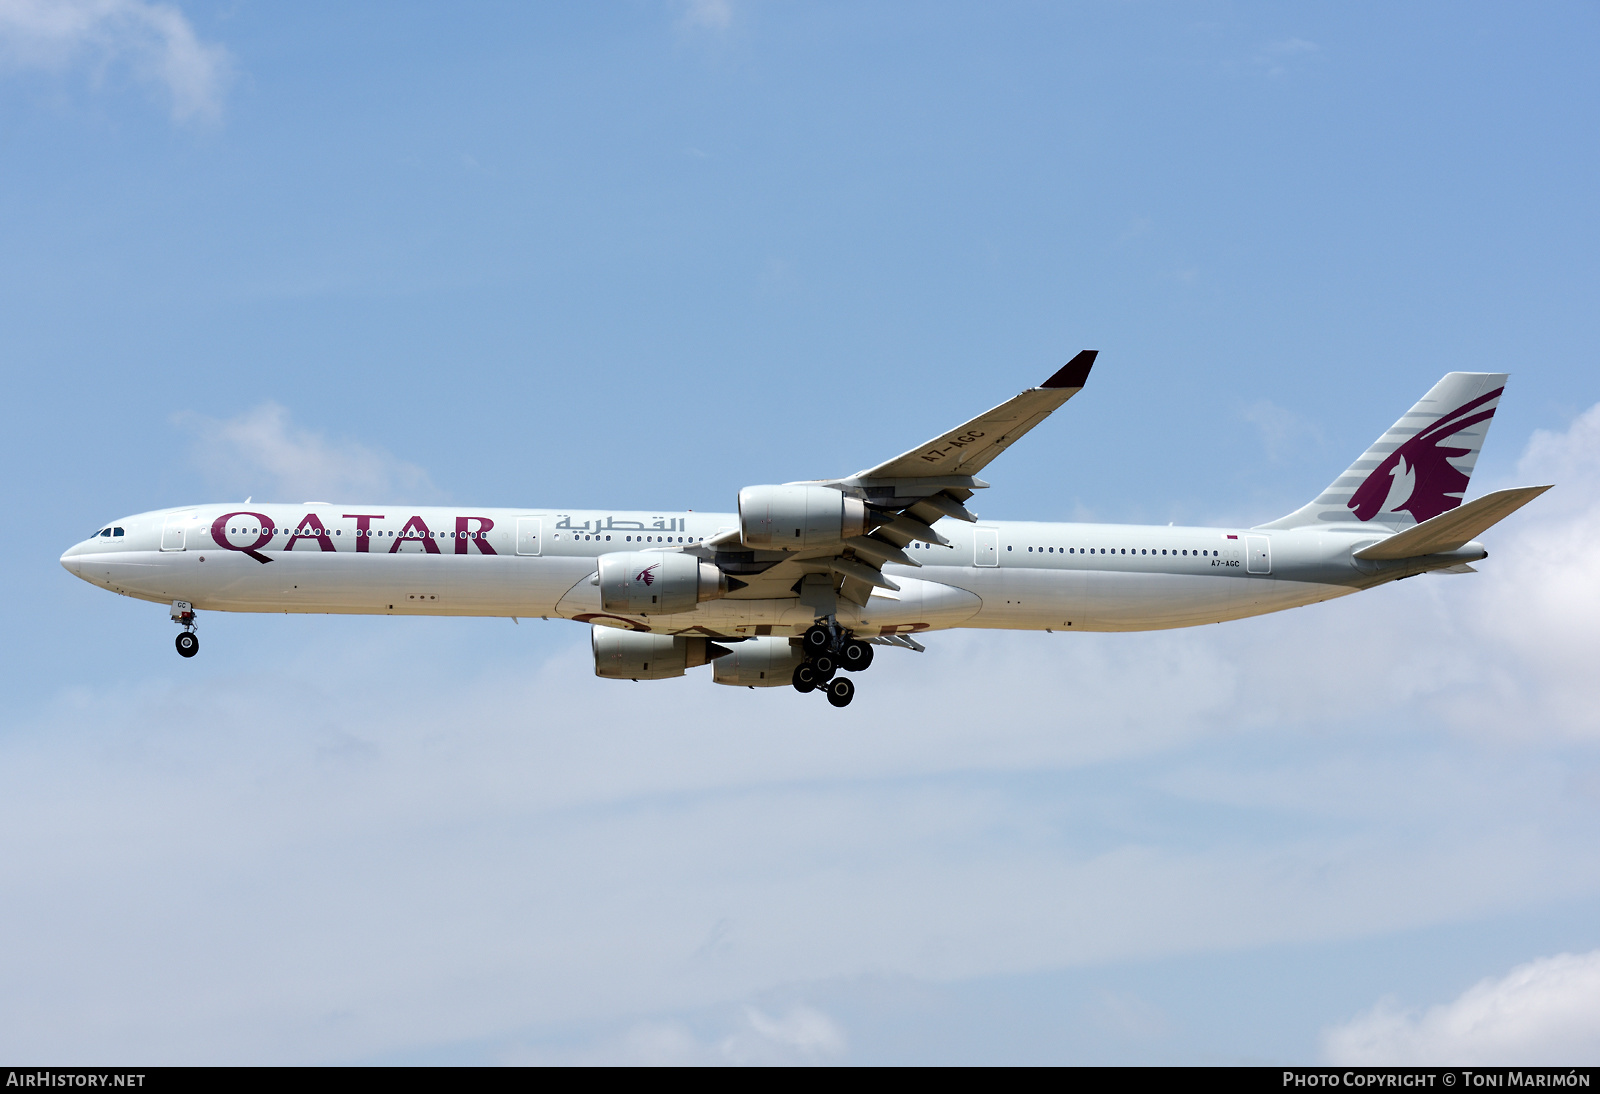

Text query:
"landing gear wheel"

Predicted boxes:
[[825, 676, 855, 708], [811, 653, 837, 680], [840, 639, 873, 672], [792, 663, 818, 693], [175, 632, 199, 658], [802, 624, 832, 655]]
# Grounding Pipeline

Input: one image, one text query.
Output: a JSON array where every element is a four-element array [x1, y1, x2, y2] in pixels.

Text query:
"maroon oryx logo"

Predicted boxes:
[[1348, 388, 1502, 524], [635, 563, 658, 586]]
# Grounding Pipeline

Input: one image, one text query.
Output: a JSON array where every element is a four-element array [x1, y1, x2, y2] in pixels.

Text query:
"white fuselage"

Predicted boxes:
[[60, 502, 1466, 638]]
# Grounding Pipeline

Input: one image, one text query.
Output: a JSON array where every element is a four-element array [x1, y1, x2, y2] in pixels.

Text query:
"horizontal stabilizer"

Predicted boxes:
[[1353, 485, 1551, 560]]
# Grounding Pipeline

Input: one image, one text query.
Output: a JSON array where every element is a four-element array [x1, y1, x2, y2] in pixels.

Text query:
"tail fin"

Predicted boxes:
[[1259, 372, 1508, 530]]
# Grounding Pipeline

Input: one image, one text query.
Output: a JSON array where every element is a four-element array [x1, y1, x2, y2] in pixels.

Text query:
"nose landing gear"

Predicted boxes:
[[171, 600, 199, 658], [794, 621, 870, 707]]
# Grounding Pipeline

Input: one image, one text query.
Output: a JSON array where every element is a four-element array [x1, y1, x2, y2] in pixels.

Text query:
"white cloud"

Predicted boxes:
[[1264, 38, 1319, 57], [177, 403, 442, 504], [1256, 37, 1319, 78], [1455, 401, 1600, 740], [506, 1004, 844, 1065], [1518, 403, 1600, 511], [1323, 950, 1600, 1065], [679, 0, 734, 32], [0, 0, 230, 122], [1241, 398, 1323, 463]]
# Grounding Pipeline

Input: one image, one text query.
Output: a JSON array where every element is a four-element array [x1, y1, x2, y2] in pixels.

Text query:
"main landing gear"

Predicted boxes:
[[171, 600, 199, 658], [792, 622, 874, 707]]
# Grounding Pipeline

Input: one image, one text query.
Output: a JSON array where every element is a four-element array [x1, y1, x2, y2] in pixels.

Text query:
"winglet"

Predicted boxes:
[[1040, 350, 1097, 390]]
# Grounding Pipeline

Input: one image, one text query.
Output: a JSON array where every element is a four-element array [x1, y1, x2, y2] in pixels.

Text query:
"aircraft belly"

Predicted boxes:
[[161, 551, 583, 617], [953, 568, 1299, 632], [842, 576, 982, 634], [1075, 572, 1240, 630], [922, 566, 1076, 630], [1231, 576, 1356, 619], [1028, 571, 1350, 631], [555, 574, 982, 636]]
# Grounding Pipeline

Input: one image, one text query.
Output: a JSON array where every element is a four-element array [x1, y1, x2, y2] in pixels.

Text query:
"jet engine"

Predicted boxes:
[[711, 635, 806, 687], [597, 551, 728, 615], [592, 627, 728, 681], [737, 484, 867, 550]]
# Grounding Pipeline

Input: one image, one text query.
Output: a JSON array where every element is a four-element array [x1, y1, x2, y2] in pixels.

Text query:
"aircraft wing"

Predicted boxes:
[[849, 350, 1098, 482], [729, 351, 1098, 608]]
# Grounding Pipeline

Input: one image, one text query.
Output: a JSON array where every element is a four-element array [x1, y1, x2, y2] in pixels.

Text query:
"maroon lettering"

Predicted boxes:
[[389, 515, 441, 554], [285, 512, 336, 552], [455, 515, 498, 555], [209, 511, 275, 564], [344, 514, 385, 553]]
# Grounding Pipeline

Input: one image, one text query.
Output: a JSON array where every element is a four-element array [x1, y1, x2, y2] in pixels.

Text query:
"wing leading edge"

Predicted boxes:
[[849, 350, 1097, 482]]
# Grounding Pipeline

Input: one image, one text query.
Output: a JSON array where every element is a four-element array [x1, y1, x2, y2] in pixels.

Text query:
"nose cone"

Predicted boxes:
[[60, 549, 82, 577]]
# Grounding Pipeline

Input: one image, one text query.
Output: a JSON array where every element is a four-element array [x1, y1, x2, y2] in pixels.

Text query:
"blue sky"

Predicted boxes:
[[2, 0, 1599, 1064]]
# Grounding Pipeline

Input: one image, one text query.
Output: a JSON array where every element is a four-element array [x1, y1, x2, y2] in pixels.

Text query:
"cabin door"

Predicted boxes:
[[1245, 535, 1271, 574], [516, 517, 543, 556], [974, 528, 999, 567]]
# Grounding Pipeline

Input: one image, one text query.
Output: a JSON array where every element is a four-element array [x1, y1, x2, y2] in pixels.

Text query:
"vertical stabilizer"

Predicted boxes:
[[1259, 372, 1508, 530]]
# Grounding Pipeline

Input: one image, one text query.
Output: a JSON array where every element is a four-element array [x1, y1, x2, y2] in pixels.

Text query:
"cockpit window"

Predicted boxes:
[[99, 528, 112, 537], [113, 527, 124, 537]]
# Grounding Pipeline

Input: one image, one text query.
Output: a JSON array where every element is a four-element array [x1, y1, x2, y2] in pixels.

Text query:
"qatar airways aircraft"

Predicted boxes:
[[62, 352, 1549, 708]]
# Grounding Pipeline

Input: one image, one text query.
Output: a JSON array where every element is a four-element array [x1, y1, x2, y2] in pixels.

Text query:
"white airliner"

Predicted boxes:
[[62, 353, 1550, 707]]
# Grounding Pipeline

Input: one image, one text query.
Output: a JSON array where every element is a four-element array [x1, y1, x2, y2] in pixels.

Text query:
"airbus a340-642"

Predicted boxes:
[[63, 353, 1550, 708]]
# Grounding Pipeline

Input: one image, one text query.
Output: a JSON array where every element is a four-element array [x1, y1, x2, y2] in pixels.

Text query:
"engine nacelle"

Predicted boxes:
[[597, 551, 728, 615], [738, 484, 867, 550], [712, 635, 806, 687], [592, 627, 725, 680]]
